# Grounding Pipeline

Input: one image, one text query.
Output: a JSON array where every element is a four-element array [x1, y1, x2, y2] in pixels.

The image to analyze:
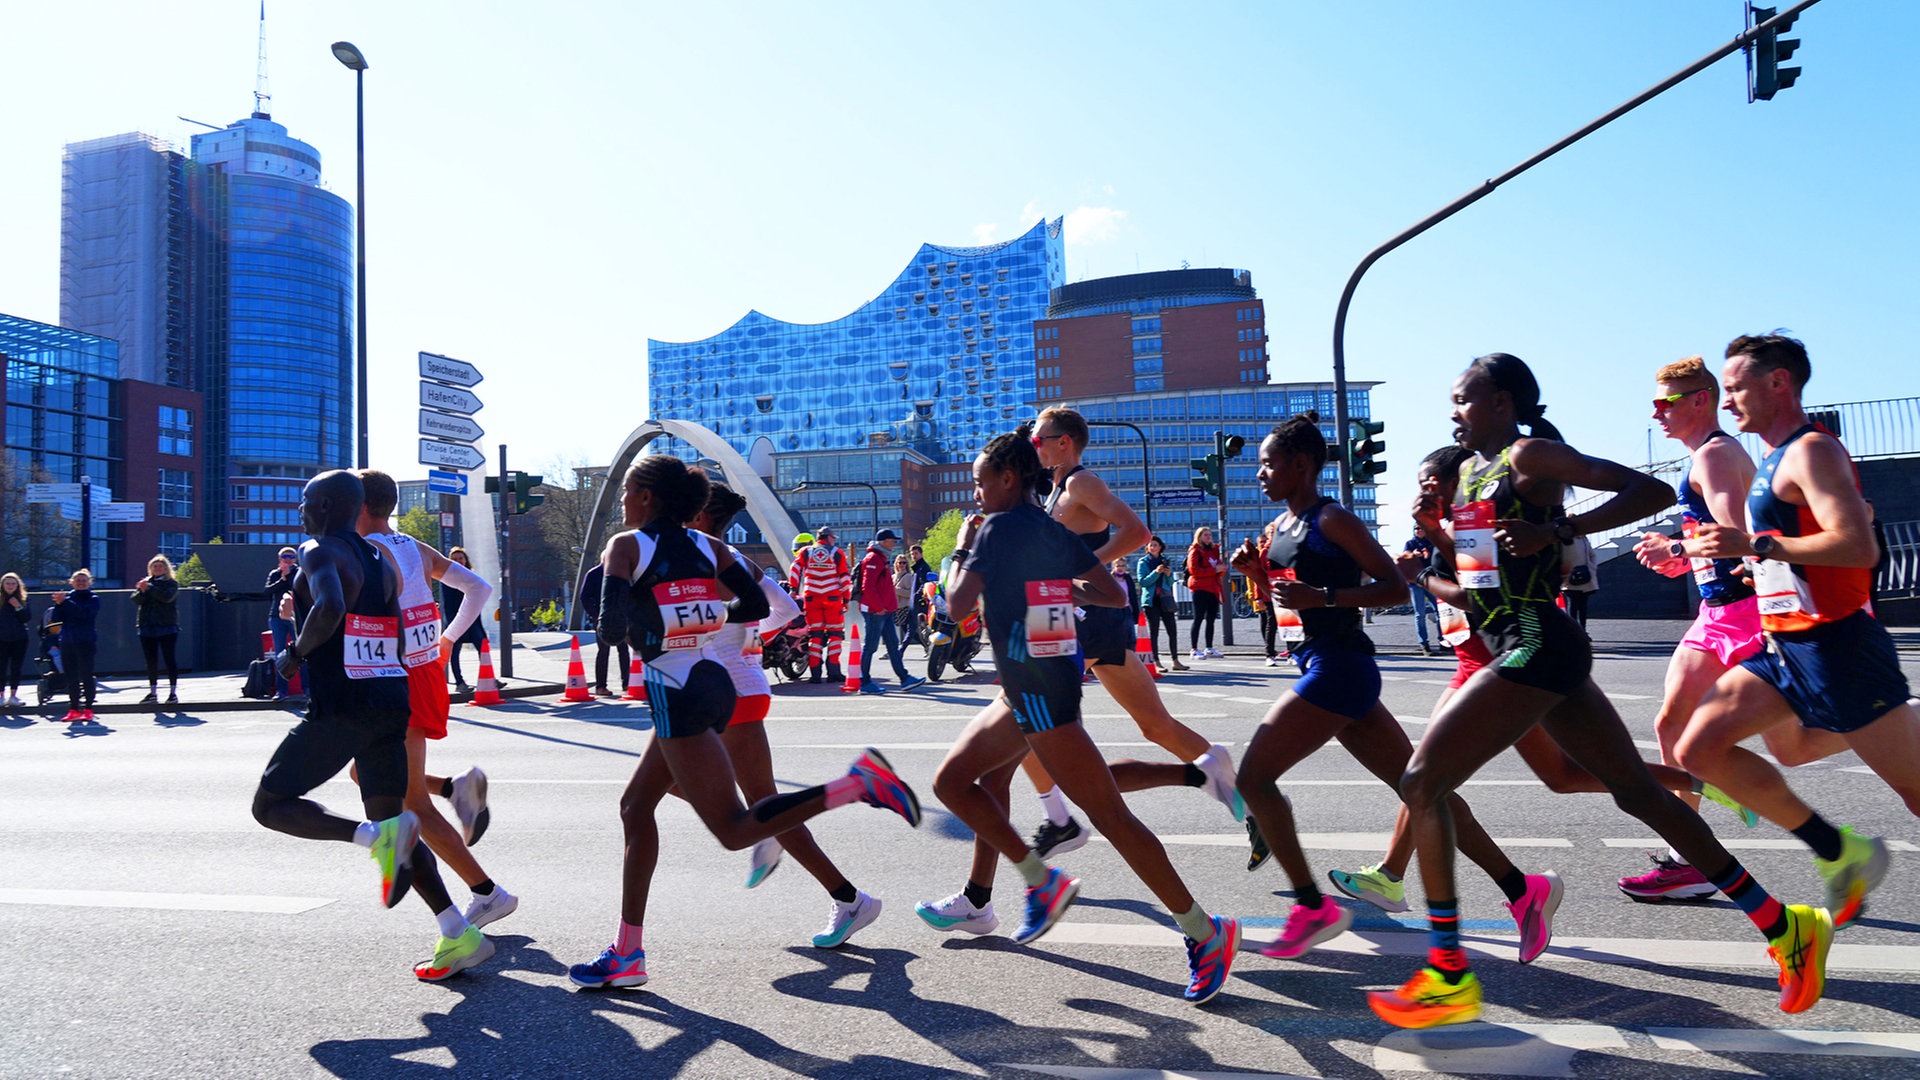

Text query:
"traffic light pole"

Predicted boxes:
[[1213, 430, 1233, 647], [497, 444, 513, 679], [1328, 0, 1820, 505]]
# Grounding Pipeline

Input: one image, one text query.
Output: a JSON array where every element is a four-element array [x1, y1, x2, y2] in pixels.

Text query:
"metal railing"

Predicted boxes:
[[1881, 520, 1920, 600]]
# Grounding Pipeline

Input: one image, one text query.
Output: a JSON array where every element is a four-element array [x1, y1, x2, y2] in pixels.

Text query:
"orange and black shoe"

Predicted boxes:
[[1769, 904, 1834, 1014], [1368, 967, 1483, 1029]]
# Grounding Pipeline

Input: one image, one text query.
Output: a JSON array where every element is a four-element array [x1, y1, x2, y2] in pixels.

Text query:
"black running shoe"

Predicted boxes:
[[1246, 816, 1272, 872], [1031, 816, 1090, 859]]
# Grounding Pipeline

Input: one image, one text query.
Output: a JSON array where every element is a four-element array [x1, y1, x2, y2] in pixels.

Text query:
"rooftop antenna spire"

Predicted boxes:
[[252, 1, 271, 119]]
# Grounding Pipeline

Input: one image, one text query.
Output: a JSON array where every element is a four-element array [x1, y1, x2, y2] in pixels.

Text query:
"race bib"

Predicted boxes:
[[1682, 515, 1715, 586], [1024, 580, 1078, 657], [1453, 500, 1500, 589], [655, 579, 726, 651], [1437, 601, 1472, 647], [1267, 568, 1304, 642], [344, 614, 405, 680], [400, 602, 442, 667], [1750, 546, 1803, 617]]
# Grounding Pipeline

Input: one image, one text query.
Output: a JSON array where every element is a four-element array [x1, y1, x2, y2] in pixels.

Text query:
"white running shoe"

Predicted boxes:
[[1196, 744, 1245, 822], [1191, 648, 1206, 661], [464, 885, 519, 929], [449, 767, 490, 846], [746, 838, 783, 889], [812, 891, 882, 948], [1206, 647, 1225, 659], [915, 891, 1001, 935]]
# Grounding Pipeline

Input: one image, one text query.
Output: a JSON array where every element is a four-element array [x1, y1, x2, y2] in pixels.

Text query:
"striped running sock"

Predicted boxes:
[[1709, 860, 1787, 940], [1428, 899, 1469, 981]]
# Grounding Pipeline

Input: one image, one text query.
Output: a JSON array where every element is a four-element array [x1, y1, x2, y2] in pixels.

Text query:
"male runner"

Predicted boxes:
[[1616, 357, 1766, 900], [1675, 333, 1917, 927], [354, 470, 516, 938], [250, 470, 493, 981]]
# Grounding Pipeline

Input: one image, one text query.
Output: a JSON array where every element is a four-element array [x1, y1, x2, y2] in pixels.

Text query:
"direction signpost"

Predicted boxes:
[[426, 469, 470, 496], [1147, 488, 1208, 506], [418, 350, 492, 652], [419, 438, 486, 471], [418, 351, 483, 388], [419, 410, 484, 443], [420, 382, 483, 416]]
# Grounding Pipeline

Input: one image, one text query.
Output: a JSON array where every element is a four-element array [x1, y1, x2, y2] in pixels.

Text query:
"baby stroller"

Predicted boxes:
[[35, 613, 66, 710]]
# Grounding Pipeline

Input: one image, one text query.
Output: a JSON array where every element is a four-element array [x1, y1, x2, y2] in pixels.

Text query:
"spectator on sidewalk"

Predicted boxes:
[[442, 547, 488, 692], [51, 569, 100, 720], [131, 555, 181, 705], [891, 552, 916, 646], [1405, 525, 1439, 654], [853, 529, 924, 693], [264, 547, 299, 698], [1137, 536, 1188, 671], [1111, 556, 1140, 626], [1561, 534, 1599, 631], [578, 561, 630, 697], [0, 573, 30, 709], [1185, 526, 1225, 659]]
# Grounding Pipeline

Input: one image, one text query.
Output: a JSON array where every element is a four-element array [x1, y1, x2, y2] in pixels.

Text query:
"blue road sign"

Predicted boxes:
[[1147, 488, 1209, 505], [427, 469, 470, 496]]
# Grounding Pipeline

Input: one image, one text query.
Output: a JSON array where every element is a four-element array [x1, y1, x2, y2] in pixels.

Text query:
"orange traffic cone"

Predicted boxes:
[[1135, 610, 1161, 680], [840, 623, 864, 693], [561, 635, 593, 702], [623, 654, 648, 701], [471, 638, 503, 706]]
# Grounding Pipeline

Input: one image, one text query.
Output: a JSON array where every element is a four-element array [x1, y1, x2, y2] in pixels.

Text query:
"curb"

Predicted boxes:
[[5, 679, 567, 717]]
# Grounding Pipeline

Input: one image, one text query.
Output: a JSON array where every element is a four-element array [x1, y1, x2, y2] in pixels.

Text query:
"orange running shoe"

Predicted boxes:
[[1368, 967, 1483, 1029], [1768, 904, 1833, 1014]]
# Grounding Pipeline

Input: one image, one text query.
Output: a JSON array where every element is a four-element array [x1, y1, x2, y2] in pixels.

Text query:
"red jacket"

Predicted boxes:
[[856, 546, 897, 613], [1186, 543, 1223, 596]]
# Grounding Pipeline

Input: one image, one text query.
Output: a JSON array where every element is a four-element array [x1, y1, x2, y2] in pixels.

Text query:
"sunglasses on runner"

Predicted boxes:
[[1652, 388, 1709, 413], [1029, 431, 1063, 447]]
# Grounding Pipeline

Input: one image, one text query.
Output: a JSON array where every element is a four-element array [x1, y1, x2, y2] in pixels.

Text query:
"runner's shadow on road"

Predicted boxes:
[[154, 711, 206, 728], [61, 719, 114, 737], [770, 945, 1227, 1074], [309, 935, 928, 1077], [0, 714, 33, 730]]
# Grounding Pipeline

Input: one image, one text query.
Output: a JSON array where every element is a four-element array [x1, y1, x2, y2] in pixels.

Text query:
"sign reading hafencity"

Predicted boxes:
[[420, 383, 484, 416], [418, 351, 483, 388]]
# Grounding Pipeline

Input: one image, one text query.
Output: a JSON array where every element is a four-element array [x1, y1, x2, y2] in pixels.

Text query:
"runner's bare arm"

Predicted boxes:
[[1073, 559, 1127, 609], [1696, 435, 1878, 567], [1069, 471, 1150, 563], [1500, 437, 1675, 555]]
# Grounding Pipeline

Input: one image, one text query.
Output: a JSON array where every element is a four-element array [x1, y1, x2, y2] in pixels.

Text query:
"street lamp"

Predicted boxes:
[[793, 480, 880, 542], [331, 41, 370, 470]]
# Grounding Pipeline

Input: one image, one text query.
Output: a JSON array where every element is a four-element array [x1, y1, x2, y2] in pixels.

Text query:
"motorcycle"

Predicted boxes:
[[759, 611, 811, 683], [921, 575, 983, 681]]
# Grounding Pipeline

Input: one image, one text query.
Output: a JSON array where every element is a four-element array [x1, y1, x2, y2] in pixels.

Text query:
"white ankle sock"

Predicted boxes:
[[435, 905, 472, 939], [1037, 787, 1070, 827]]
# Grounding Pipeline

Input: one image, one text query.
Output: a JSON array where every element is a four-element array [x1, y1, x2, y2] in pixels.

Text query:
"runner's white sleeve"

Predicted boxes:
[[437, 558, 493, 643], [757, 570, 801, 636]]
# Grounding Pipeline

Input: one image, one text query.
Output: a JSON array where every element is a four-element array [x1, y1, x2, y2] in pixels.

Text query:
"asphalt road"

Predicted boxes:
[[3, 624, 1918, 1079]]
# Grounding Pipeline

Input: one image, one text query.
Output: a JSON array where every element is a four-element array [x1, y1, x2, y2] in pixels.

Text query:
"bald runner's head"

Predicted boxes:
[[301, 470, 366, 537]]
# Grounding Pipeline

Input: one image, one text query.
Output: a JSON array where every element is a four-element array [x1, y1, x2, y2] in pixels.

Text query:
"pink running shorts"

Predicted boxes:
[[1679, 594, 1763, 668]]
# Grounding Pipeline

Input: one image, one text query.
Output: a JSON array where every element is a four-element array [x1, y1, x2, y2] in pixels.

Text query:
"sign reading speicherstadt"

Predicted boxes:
[[420, 382, 484, 416], [418, 351, 483, 388]]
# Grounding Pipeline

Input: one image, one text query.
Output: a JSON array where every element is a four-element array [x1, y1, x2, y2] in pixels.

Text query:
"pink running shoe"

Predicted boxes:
[[1618, 853, 1716, 902], [1258, 899, 1353, 960], [1507, 870, 1563, 964]]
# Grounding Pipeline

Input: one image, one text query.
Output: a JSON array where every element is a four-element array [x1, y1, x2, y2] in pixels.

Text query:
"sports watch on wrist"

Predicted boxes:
[[1751, 534, 1778, 561], [1552, 517, 1579, 545]]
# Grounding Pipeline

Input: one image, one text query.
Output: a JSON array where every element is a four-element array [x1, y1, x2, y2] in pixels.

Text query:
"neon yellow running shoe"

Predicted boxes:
[[1328, 863, 1409, 913], [1700, 783, 1760, 828], [1814, 827, 1889, 930], [414, 926, 495, 982], [370, 811, 420, 909], [1369, 967, 1483, 1029]]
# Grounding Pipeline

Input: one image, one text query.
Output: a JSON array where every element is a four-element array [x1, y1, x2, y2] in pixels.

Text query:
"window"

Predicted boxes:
[[158, 532, 192, 561], [158, 405, 193, 456], [158, 468, 193, 518]]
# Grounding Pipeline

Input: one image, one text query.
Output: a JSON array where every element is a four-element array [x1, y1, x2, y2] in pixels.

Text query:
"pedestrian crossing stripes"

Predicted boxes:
[[0, 887, 333, 914]]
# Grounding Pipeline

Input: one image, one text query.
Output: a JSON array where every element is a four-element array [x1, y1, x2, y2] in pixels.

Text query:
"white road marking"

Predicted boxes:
[[1227, 696, 1273, 706], [1647, 1027, 1920, 1057], [0, 887, 333, 914], [1607, 692, 1653, 701], [1604, 837, 1920, 853], [999, 1066, 1310, 1080], [1183, 691, 1227, 699], [1040, 922, 1920, 973], [1375, 1022, 1628, 1077], [1097, 833, 1571, 850]]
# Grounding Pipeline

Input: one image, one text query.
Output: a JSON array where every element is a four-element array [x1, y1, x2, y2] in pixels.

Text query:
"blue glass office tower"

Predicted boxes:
[[187, 116, 355, 545], [648, 218, 1065, 470], [1, 314, 123, 580]]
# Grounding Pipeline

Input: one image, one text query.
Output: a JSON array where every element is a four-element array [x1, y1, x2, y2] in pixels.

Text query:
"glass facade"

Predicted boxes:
[[189, 117, 354, 543], [1, 313, 124, 581], [649, 218, 1065, 467], [1068, 382, 1381, 545]]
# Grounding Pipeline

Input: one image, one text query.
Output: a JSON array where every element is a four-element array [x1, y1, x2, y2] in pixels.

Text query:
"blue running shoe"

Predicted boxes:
[[569, 944, 648, 989], [1185, 915, 1241, 1004], [1012, 867, 1080, 945], [848, 747, 921, 826]]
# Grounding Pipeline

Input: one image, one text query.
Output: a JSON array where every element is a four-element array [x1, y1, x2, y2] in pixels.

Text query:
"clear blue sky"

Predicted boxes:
[[3, 2, 1914, 524]]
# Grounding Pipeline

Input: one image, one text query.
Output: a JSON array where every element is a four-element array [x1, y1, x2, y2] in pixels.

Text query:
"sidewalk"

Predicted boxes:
[[0, 634, 573, 718]]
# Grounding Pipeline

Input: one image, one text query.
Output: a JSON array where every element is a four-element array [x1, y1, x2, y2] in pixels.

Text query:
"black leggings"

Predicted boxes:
[[1190, 590, 1220, 650], [595, 635, 632, 690], [65, 641, 96, 708], [1146, 605, 1179, 663], [1258, 607, 1278, 657], [1563, 590, 1591, 631], [0, 639, 26, 695], [142, 633, 179, 687]]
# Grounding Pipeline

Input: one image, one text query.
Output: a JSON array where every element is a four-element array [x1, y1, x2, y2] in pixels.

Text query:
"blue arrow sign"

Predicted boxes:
[[1147, 488, 1210, 505], [427, 469, 470, 496]]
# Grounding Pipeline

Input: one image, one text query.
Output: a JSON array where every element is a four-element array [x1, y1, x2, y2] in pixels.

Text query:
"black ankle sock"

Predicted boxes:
[[471, 878, 495, 896], [963, 881, 992, 908], [753, 785, 826, 822], [1297, 883, 1325, 909], [1181, 763, 1206, 788], [1495, 867, 1529, 904], [439, 777, 455, 799], [1791, 813, 1845, 862], [829, 883, 858, 904]]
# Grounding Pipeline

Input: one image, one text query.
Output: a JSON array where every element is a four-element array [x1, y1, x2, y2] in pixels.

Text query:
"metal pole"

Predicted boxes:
[[866, 482, 878, 542], [1330, 0, 1822, 505], [1086, 419, 1153, 534], [79, 475, 91, 571], [353, 68, 369, 470], [497, 444, 513, 678], [1214, 430, 1233, 647]]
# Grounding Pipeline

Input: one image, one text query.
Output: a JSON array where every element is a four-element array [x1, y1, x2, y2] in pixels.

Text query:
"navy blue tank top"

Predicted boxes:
[[1264, 498, 1368, 646], [1676, 431, 1754, 605]]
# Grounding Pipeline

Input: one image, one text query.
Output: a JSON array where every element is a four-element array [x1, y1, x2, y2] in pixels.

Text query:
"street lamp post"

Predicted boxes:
[[330, 41, 370, 470], [1085, 419, 1153, 534], [793, 480, 880, 542]]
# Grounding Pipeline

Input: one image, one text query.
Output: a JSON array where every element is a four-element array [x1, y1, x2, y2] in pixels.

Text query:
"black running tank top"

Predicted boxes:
[[1455, 446, 1562, 620]]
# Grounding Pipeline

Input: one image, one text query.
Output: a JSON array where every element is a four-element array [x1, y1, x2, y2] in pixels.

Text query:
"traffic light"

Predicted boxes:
[[513, 472, 546, 515], [1221, 433, 1245, 459], [1190, 454, 1224, 499], [1347, 419, 1387, 484], [1746, 4, 1801, 102]]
